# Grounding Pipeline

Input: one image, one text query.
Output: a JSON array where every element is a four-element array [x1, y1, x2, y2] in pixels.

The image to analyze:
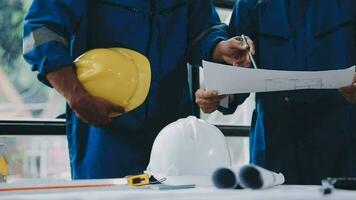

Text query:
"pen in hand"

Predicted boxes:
[[241, 34, 258, 69]]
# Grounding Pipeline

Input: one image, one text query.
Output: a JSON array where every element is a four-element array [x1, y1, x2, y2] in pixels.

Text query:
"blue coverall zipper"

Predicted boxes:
[[144, 0, 156, 119]]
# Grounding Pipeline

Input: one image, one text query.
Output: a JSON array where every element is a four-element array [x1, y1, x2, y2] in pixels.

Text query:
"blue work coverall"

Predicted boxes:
[[204, 0, 356, 184], [23, 0, 220, 179]]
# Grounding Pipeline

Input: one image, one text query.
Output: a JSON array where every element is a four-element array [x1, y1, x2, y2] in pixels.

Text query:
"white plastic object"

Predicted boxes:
[[146, 116, 231, 186]]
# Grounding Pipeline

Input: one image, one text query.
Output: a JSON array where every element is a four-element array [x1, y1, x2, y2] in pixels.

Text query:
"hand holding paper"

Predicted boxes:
[[195, 89, 226, 113]]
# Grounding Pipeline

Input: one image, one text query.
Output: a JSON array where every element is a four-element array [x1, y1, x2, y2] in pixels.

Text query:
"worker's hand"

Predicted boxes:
[[195, 89, 226, 113], [340, 74, 356, 104], [213, 36, 255, 67], [68, 93, 125, 126], [46, 66, 125, 126]]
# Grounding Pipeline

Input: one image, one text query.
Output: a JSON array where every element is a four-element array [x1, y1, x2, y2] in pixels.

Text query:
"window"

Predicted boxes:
[[0, 0, 66, 119], [0, 135, 70, 181], [0, 0, 69, 182]]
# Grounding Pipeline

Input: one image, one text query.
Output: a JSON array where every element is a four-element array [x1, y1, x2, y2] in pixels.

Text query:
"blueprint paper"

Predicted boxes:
[[203, 61, 356, 95]]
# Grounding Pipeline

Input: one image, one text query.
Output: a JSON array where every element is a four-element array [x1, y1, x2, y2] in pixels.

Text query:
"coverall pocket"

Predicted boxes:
[[313, 0, 355, 40], [95, 0, 146, 13], [314, 19, 354, 39], [258, 34, 292, 69], [158, 0, 187, 15], [312, 15, 355, 67]]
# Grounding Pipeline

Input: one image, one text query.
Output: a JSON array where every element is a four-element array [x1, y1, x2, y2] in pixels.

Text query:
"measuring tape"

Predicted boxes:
[[126, 174, 151, 187], [0, 174, 153, 192]]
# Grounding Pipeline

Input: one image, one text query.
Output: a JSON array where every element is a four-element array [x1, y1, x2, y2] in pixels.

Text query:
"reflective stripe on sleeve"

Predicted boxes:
[[23, 27, 68, 54]]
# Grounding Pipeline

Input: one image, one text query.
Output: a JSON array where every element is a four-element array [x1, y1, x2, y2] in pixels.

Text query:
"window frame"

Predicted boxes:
[[0, 119, 249, 137]]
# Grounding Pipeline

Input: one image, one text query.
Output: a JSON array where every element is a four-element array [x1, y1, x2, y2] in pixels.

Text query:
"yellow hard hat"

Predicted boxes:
[[74, 48, 151, 117]]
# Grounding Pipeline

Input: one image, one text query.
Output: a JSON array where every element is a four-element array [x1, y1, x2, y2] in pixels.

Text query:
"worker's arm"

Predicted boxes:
[[186, 0, 222, 65], [213, 0, 257, 66], [46, 67, 124, 126], [187, 0, 243, 114], [186, 0, 253, 66], [23, 0, 85, 86], [195, 0, 257, 114], [23, 0, 123, 125]]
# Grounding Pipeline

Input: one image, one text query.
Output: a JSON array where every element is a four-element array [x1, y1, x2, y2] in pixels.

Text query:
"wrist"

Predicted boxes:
[[66, 84, 91, 107], [212, 41, 226, 63], [46, 66, 91, 106], [229, 94, 235, 104]]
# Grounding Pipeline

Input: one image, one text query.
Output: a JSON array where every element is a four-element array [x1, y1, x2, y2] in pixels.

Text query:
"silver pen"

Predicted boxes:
[[241, 34, 258, 69]]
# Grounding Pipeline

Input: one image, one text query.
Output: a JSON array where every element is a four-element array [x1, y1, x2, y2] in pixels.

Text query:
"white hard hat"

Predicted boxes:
[[146, 116, 231, 186]]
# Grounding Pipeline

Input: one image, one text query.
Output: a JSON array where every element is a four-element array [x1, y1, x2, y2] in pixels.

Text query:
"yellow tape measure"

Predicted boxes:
[[126, 174, 150, 187]]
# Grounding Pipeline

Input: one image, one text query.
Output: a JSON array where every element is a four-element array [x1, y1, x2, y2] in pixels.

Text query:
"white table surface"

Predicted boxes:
[[1, 184, 356, 200]]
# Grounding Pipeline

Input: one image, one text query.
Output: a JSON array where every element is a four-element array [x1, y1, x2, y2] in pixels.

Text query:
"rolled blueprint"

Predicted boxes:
[[238, 164, 285, 189], [212, 164, 285, 189], [212, 167, 241, 189]]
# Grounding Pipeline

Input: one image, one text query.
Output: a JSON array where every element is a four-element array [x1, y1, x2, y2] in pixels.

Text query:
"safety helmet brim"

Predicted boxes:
[[110, 48, 151, 115]]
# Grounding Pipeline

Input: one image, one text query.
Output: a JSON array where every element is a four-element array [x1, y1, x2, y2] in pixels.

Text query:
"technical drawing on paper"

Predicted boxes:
[[203, 60, 355, 95], [264, 78, 324, 91]]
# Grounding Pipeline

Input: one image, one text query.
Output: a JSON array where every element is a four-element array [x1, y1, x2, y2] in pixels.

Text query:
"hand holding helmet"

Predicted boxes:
[[68, 90, 125, 126], [74, 48, 151, 117], [47, 48, 151, 126]]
